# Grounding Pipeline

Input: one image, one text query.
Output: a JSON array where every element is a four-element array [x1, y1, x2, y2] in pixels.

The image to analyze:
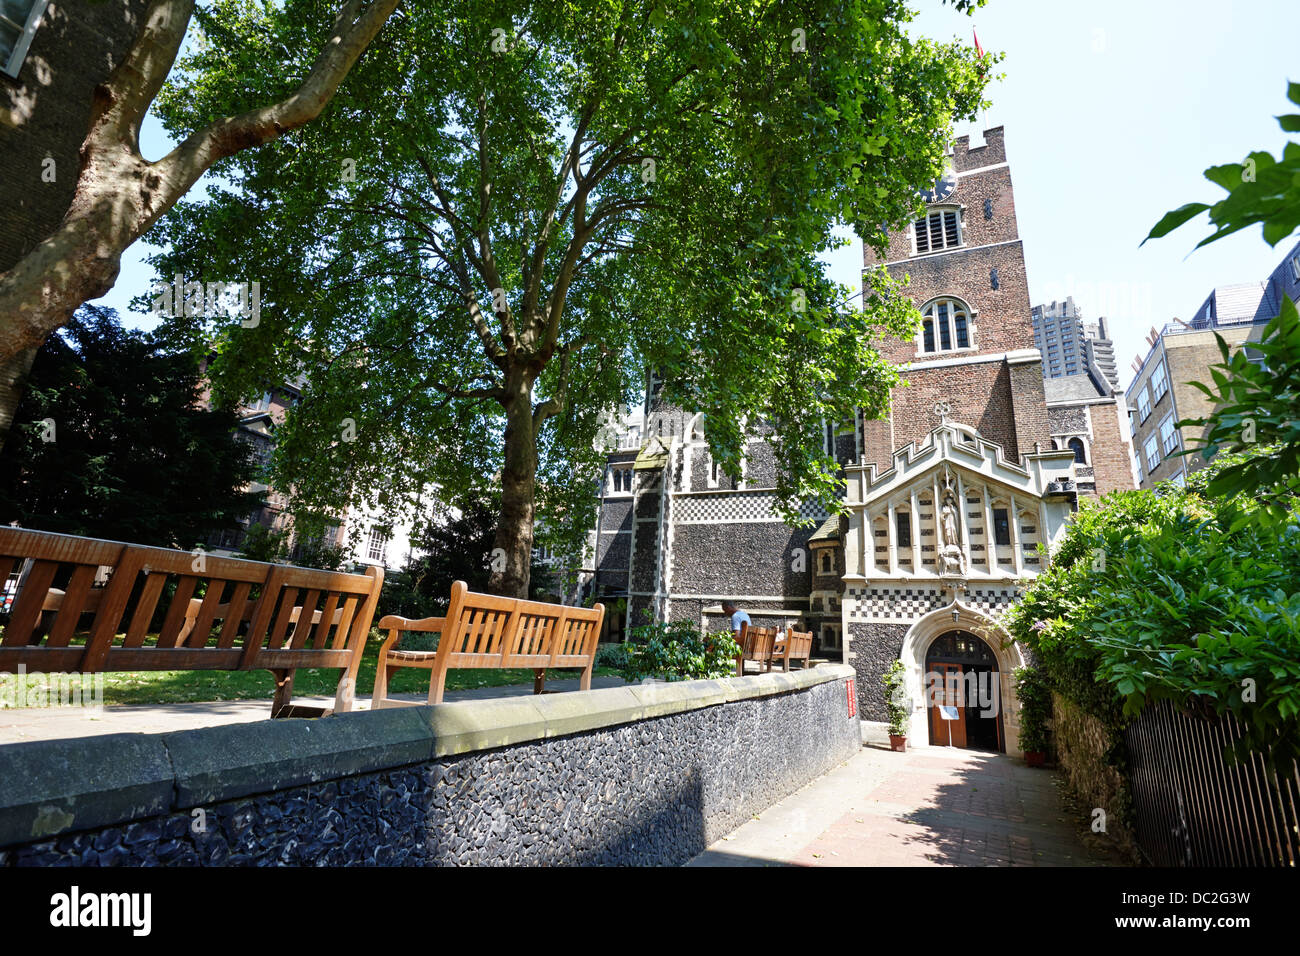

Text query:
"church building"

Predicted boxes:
[[585, 127, 1134, 756]]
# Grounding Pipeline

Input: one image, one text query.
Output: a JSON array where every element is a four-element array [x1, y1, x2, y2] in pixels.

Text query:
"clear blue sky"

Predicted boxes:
[[100, 0, 1300, 390]]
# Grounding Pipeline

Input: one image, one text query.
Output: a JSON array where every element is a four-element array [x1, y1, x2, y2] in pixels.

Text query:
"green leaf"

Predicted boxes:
[[1142, 203, 1210, 244]]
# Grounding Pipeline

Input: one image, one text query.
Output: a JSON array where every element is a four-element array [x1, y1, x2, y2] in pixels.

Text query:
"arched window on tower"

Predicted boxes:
[[919, 297, 974, 354], [1068, 438, 1087, 464]]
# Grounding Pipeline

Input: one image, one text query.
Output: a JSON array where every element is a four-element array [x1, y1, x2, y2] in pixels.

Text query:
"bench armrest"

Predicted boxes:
[[377, 615, 445, 632]]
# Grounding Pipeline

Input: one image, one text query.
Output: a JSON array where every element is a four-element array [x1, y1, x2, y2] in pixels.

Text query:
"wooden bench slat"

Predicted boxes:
[[239, 565, 285, 668], [251, 649, 354, 669], [155, 576, 198, 649], [82, 550, 147, 671], [289, 590, 320, 650], [268, 587, 299, 650], [124, 571, 168, 648], [186, 582, 227, 648], [44, 565, 98, 648], [313, 593, 340, 650], [3, 560, 59, 647], [331, 595, 359, 651], [216, 582, 252, 649]]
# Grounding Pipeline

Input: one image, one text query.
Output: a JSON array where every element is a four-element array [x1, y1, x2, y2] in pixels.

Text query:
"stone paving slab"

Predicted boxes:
[[0, 676, 628, 745], [689, 739, 1128, 867]]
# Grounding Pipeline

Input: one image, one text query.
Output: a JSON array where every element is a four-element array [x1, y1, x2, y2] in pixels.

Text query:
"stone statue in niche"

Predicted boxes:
[[939, 472, 967, 576]]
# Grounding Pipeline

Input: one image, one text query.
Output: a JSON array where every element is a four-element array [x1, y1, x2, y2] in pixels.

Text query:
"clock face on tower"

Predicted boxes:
[[920, 165, 958, 204]]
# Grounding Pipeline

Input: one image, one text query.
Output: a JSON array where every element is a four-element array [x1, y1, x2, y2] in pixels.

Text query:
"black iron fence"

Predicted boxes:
[[1126, 699, 1300, 866]]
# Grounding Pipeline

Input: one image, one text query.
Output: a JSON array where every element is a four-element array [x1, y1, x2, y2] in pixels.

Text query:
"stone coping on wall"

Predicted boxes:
[[0, 664, 853, 848]]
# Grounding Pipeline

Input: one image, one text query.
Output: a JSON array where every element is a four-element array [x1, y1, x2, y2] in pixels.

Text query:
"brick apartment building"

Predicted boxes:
[[1127, 238, 1300, 488], [586, 127, 1135, 754]]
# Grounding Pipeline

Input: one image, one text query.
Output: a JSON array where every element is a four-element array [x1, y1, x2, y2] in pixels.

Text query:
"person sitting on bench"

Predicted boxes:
[[722, 601, 750, 636]]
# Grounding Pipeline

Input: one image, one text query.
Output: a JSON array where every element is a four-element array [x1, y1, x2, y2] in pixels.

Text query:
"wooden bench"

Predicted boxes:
[[371, 580, 604, 706], [736, 622, 778, 676], [0, 527, 384, 717], [773, 628, 813, 672]]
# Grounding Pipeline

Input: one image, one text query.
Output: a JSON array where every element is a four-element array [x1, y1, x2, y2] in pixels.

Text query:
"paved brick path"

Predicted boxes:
[[691, 742, 1126, 867]]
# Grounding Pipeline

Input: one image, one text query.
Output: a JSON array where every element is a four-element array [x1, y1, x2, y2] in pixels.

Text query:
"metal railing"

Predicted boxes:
[[1125, 699, 1300, 866]]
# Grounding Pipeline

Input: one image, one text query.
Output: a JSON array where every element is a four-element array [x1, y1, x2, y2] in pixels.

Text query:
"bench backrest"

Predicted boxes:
[[785, 629, 813, 659], [0, 527, 383, 673], [737, 622, 777, 661], [435, 580, 604, 670]]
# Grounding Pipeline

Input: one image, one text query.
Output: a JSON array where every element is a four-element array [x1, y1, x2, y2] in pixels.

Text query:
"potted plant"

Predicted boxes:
[[1014, 665, 1051, 766], [882, 660, 910, 752]]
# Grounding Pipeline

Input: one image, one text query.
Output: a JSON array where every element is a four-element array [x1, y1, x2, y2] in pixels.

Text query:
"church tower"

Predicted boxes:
[[860, 127, 1051, 468], [840, 128, 1082, 754]]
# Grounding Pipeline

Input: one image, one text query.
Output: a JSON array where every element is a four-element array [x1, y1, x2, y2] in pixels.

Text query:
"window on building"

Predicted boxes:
[[1144, 434, 1161, 473], [1159, 413, 1180, 456], [1291, 254, 1300, 281], [367, 528, 389, 563], [251, 390, 273, 412], [913, 208, 961, 254], [1136, 455, 1144, 485], [1137, 386, 1152, 422], [895, 511, 912, 549], [992, 508, 1010, 546], [1068, 437, 1086, 464], [0, 0, 49, 78], [984, 198, 993, 220], [819, 550, 833, 574], [919, 297, 973, 353], [1150, 361, 1169, 403], [1170, 470, 1186, 488]]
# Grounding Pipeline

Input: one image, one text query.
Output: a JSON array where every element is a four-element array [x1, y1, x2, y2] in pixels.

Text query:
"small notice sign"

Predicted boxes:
[[939, 705, 960, 721], [847, 679, 857, 718]]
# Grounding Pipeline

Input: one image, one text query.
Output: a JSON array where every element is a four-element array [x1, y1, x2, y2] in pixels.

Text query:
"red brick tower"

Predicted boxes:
[[861, 127, 1050, 469]]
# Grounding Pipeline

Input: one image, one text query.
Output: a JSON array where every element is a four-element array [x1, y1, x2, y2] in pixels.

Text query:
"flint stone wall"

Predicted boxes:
[[0, 667, 858, 867]]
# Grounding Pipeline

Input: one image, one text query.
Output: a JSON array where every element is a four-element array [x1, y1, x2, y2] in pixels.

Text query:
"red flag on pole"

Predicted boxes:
[[973, 27, 984, 58]]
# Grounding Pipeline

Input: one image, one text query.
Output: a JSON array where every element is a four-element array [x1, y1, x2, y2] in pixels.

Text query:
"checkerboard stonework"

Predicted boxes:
[[844, 586, 1020, 624], [671, 491, 830, 525]]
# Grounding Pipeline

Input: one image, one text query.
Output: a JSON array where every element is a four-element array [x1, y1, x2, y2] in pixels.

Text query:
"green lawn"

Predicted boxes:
[[3, 631, 620, 707]]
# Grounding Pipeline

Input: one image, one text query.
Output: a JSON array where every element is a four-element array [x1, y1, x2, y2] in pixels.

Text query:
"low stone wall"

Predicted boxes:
[[0, 666, 858, 866], [1050, 691, 1138, 858]]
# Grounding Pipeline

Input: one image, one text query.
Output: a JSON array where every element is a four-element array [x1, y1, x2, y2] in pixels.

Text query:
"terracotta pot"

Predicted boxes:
[[889, 734, 907, 752], [1024, 750, 1046, 767]]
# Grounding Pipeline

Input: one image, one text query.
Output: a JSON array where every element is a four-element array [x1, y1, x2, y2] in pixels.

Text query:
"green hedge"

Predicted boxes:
[[1003, 479, 1300, 770]]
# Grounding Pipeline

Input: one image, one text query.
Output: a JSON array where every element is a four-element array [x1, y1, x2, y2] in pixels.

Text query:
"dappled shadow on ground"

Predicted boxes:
[[874, 750, 1128, 866]]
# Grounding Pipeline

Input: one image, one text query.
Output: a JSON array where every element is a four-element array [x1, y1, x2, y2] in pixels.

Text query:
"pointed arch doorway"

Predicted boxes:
[[925, 629, 1005, 752]]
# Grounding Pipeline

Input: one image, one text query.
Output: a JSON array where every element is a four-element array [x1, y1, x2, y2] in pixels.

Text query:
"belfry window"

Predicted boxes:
[[920, 297, 973, 354], [914, 208, 961, 254]]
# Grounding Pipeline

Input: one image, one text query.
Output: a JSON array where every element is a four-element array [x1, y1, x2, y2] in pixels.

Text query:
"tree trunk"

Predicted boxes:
[[0, 348, 38, 452], [489, 373, 537, 599]]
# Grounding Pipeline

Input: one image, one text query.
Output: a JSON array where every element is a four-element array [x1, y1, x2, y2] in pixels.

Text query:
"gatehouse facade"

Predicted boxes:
[[584, 127, 1134, 756]]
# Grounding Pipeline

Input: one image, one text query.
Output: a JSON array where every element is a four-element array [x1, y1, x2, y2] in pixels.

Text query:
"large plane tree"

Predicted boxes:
[[0, 0, 401, 437], [146, 0, 990, 597]]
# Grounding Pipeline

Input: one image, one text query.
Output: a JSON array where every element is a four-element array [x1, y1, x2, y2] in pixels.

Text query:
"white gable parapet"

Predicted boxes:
[[842, 421, 1078, 596]]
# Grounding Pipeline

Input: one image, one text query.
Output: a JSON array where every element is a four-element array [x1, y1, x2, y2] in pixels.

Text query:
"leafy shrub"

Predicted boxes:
[[617, 619, 740, 683], [1003, 475, 1300, 769], [882, 659, 909, 737], [1014, 666, 1052, 753], [593, 641, 629, 671]]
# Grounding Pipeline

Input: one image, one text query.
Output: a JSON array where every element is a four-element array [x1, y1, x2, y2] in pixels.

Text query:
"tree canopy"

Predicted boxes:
[[146, 0, 990, 595], [0, 306, 262, 549]]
